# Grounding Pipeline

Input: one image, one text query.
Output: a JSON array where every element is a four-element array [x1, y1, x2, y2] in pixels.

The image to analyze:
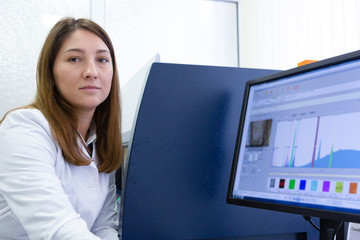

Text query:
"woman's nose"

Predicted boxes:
[[83, 60, 98, 79]]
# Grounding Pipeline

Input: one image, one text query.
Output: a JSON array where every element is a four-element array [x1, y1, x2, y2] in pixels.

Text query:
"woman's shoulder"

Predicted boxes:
[[0, 108, 50, 133], [0, 108, 57, 155], [3, 108, 46, 122]]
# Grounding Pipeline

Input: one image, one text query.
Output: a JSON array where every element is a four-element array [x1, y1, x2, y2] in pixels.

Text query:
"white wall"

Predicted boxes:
[[104, 0, 239, 134], [105, 0, 238, 89], [0, 0, 91, 118], [3, 0, 359, 135], [0, 0, 238, 119], [239, 0, 360, 70]]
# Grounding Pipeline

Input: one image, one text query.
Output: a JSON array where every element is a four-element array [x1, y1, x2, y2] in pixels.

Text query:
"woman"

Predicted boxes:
[[0, 17, 122, 239]]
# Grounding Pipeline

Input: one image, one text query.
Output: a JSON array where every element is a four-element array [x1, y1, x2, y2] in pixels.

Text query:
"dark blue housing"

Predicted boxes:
[[121, 63, 319, 239]]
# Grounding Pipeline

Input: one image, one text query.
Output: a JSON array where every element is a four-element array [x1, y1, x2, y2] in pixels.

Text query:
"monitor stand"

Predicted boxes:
[[320, 219, 344, 240]]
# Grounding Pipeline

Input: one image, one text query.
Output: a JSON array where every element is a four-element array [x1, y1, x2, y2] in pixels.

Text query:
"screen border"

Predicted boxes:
[[226, 49, 360, 223]]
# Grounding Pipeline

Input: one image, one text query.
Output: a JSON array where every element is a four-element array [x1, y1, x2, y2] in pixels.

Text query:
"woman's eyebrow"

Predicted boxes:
[[96, 49, 110, 54], [63, 48, 110, 54], [64, 48, 85, 53]]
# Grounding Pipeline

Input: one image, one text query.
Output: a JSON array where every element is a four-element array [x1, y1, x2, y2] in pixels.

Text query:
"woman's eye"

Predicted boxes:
[[68, 57, 80, 62], [98, 58, 109, 63]]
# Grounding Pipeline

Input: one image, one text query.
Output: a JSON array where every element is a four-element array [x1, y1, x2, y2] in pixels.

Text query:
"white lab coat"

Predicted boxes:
[[0, 109, 119, 240]]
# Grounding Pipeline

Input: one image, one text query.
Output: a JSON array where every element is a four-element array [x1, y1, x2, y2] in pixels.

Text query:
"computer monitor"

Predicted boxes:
[[227, 50, 360, 240]]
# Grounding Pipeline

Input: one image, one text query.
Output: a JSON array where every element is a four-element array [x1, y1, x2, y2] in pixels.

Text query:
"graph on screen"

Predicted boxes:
[[272, 112, 360, 168]]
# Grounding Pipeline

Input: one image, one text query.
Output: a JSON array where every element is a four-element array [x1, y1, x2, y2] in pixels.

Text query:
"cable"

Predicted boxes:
[[332, 221, 344, 240], [303, 216, 344, 240], [303, 216, 320, 231]]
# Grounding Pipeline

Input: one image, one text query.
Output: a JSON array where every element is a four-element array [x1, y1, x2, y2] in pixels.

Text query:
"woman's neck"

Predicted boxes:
[[76, 110, 95, 141]]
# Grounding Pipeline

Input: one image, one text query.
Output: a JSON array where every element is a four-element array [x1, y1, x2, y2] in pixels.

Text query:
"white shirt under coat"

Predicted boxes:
[[0, 109, 119, 240]]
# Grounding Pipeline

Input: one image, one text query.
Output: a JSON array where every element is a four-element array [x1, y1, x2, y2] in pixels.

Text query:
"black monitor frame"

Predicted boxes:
[[227, 50, 360, 239]]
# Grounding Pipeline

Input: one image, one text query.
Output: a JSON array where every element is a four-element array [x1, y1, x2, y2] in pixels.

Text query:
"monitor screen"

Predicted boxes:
[[227, 50, 360, 227]]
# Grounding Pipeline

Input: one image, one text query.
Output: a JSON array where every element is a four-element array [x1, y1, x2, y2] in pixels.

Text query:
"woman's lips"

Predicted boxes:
[[79, 86, 100, 92]]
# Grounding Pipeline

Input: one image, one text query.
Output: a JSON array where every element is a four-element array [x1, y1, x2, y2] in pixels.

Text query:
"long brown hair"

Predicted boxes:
[[30, 17, 122, 173]]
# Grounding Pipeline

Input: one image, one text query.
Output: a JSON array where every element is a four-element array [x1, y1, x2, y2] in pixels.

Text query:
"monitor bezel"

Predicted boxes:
[[226, 49, 360, 224]]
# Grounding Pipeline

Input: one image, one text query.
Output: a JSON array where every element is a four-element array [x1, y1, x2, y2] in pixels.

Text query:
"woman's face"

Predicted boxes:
[[53, 29, 113, 114]]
